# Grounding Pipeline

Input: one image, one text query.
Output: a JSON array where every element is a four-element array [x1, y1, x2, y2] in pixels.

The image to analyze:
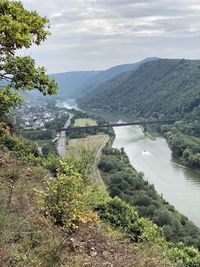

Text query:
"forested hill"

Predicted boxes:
[[78, 58, 200, 169], [80, 57, 158, 94], [78, 58, 200, 120], [49, 57, 158, 98]]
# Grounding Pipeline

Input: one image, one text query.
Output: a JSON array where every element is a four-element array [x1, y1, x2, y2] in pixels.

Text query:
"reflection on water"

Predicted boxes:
[[113, 125, 200, 227]]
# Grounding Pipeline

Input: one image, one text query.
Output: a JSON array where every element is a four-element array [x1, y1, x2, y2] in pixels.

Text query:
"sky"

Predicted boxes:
[[21, 0, 200, 73]]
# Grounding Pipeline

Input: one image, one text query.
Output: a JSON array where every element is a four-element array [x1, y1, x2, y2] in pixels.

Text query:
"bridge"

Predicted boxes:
[[59, 119, 175, 132]]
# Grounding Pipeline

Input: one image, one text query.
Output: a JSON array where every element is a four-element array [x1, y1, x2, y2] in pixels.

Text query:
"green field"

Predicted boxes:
[[74, 118, 97, 127]]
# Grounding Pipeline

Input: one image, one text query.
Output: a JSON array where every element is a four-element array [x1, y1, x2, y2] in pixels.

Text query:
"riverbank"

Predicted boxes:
[[113, 125, 200, 228], [99, 136, 200, 248], [59, 106, 200, 247], [139, 125, 156, 141], [64, 100, 200, 227]]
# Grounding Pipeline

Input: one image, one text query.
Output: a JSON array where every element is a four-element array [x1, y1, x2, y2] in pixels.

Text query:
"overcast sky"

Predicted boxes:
[[21, 0, 200, 73]]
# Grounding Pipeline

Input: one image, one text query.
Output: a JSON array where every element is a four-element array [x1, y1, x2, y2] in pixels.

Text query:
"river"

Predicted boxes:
[[113, 125, 200, 227], [62, 100, 200, 227]]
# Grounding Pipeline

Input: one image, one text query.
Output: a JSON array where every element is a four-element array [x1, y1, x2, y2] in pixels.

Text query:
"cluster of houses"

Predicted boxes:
[[16, 100, 68, 130]]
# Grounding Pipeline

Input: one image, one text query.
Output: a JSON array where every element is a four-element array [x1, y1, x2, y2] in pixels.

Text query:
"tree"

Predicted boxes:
[[0, 0, 58, 116]]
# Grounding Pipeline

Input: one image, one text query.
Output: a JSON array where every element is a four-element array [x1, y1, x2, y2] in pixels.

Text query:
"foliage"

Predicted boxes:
[[58, 147, 95, 185], [79, 59, 200, 120], [0, 130, 60, 172], [99, 145, 200, 248], [0, 131, 39, 158], [0, 0, 58, 116], [42, 142, 57, 157], [44, 114, 69, 130], [0, 120, 11, 135], [21, 129, 55, 141], [0, 87, 23, 115], [96, 197, 162, 242], [79, 58, 200, 168], [1, 133, 200, 266], [167, 242, 200, 267], [37, 161, 99, 230], [95, 197, 200, 266], [162, 124, 200, 168]]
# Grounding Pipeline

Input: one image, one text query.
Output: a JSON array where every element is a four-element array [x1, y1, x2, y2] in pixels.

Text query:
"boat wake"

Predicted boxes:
[[142, 150, 151, 156]]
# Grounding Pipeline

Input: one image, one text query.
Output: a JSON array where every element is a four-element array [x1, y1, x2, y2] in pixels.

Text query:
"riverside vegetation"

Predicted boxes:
[[98, 144, 200, 248], [2, 115, 200, 266], [78, 59, 200, 169], [1, 1, 200, 266], [1, 108, 200, 267]]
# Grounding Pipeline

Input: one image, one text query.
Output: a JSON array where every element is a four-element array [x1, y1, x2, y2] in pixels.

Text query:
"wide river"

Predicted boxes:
[[113, 125, 200, 227], [62, 100, 200, 227]]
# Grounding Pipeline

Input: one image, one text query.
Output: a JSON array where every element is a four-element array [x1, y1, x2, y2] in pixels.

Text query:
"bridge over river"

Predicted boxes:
[[59, 119, 175, 132]]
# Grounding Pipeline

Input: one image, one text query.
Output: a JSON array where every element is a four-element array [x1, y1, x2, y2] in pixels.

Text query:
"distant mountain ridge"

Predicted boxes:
[[7, 57, 158, 100], [49, 71, 99, 98], [80, 57, 158, 94], [78, 58, 200, 119], [50, 57, 158, 98]]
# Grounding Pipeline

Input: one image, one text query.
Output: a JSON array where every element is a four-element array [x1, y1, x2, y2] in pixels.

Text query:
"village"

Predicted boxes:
[[15, 99, 68, 130]]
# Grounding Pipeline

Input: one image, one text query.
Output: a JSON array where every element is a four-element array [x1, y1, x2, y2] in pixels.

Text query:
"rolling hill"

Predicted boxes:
[[78, 58, 200, 119], [50, 57, 158, 99], [49, 71, 99, 98], [79, 57, 158, 94]]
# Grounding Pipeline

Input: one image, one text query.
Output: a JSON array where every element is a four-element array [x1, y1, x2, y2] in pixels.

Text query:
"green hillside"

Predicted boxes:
[[78, 59, 200, 168], [45, 58, 158, 99], [78, 59, 200, 118], [2, 123, 200, 267]]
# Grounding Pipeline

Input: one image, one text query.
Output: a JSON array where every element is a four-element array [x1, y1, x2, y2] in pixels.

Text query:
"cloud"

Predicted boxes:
[[20, 0, 200, 72]]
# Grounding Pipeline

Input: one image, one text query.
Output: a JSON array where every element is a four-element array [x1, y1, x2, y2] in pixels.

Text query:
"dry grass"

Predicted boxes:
[[67, 134, 109, 187], [0, 148, 174, 267], [67, 134, 108, 156], [62, 225, 173, 267]]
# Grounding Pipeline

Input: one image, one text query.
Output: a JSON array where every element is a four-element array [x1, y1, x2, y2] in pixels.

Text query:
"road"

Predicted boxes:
[[57, 114, 73, 156]]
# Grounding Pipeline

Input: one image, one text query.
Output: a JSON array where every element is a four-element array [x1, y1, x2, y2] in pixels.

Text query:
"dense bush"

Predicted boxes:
[[162, 125, 200, 168], [96, 197, 161, 242], [21, 129, 55, 140], [44, 114, 69, 130], [96, 197, 200, 266], [99, 145, 200, 248]]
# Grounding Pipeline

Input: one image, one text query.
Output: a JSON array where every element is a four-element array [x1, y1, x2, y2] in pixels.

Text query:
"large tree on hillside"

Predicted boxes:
[[0, 0, 58, 116]]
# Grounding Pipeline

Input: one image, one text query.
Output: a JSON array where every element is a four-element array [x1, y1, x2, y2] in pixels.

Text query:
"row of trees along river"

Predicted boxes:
[[62, 100, 200, 228]]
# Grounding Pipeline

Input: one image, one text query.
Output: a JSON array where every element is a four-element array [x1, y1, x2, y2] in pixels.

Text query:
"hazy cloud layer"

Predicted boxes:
[[21, 0, 200, 72]]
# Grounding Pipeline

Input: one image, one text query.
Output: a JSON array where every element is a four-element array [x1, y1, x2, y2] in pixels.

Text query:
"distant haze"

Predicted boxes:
[[50, 57, 157, 98], [20, 0, 200, 73]]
